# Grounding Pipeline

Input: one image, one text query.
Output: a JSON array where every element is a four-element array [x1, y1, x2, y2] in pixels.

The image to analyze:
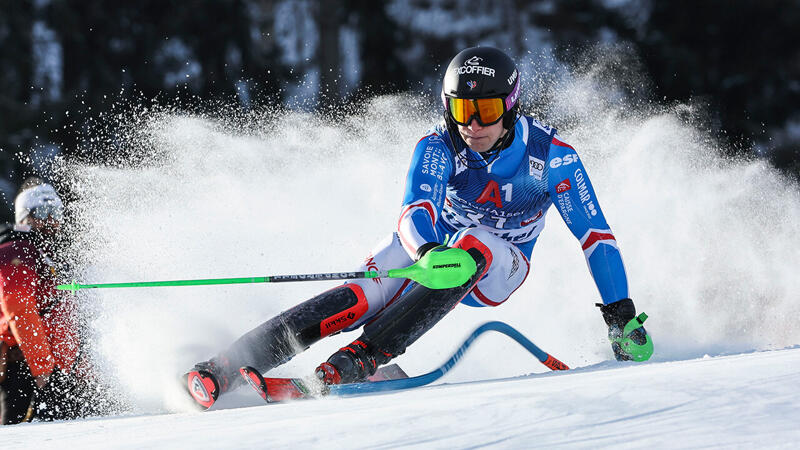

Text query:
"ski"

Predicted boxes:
[[239, 363, 410, 403], [240, 321, 567, 404], [240, 367, 317, 402]]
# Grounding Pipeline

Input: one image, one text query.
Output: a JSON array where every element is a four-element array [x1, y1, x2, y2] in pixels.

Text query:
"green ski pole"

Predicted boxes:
[[57, 246, 477, 292]]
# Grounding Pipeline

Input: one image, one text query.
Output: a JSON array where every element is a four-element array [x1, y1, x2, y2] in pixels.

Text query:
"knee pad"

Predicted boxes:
[[450, 228, 496, 270], [451, 228, 530, 307]]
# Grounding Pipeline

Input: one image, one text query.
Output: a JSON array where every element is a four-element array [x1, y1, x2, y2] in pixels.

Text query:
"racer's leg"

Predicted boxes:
[[317, 229, 498, 384], [454, 228, 532, 308], [186, 233, 413, 404]]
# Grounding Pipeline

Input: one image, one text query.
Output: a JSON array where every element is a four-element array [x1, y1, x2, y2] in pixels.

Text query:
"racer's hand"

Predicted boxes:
[[415, 242, 443, 261], [598, 298, 653, 361]]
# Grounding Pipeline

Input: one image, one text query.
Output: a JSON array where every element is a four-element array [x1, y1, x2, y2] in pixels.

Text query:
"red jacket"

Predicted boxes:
[[0, 230, 79, 378]]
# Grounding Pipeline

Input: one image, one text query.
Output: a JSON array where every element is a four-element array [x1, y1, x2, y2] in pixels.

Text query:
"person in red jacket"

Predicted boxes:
[[0, 177, 83, 424]]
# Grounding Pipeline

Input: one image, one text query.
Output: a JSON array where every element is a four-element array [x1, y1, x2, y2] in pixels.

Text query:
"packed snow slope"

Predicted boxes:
[[5, 346, 800, 448], [17, 52, 799, 445]]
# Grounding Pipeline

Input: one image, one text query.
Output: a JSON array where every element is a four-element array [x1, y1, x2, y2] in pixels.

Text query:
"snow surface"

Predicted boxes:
[[5, 347, 800, 448], [7, 52, 800, 446]]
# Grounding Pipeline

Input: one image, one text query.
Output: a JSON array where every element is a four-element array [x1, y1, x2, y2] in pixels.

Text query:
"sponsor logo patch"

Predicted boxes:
[[325, 313, 356, 329], [557, 191, 574, 225], [550, 153, 579, 169], [556, 179, 571, 193], [508, 248, 520, 279], [529, 156, 544, 179], [465, 56, 483, 65], [421, 146, 447, 180], [507, 69, 518, 85], [243, 371, 261, 393], [574, 169, 598, 216], [467, 80, 477, 89], [521, 210, 543, 226], [453, 56, 496, 77], [365, 255, 382, 284], [420, 183, 432, 192]]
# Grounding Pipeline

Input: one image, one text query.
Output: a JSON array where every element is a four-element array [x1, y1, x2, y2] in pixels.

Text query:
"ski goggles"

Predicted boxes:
[[447, 97, 506, 127]]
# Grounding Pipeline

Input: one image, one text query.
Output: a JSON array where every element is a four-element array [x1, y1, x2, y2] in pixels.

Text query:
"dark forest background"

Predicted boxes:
[[1, 0, 798, 221]]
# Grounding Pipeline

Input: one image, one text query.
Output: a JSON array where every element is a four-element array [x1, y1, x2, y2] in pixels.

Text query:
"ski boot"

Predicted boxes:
[[315, 339, 393, 385]]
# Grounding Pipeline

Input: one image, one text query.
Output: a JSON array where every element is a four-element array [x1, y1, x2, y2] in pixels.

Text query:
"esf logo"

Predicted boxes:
[[550, 153, 579, 169]]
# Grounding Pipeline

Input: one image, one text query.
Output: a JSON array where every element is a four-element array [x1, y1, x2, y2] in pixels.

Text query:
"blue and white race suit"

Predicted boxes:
[[347, 116, 628, 325]]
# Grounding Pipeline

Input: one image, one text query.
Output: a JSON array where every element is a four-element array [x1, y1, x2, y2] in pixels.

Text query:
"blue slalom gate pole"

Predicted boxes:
[[329, 321, 568, 396]]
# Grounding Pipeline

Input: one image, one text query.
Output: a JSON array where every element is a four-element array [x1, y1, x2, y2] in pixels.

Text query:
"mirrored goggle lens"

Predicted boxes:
[[31, 203, 64, 222], [448, 97, 505, 126]]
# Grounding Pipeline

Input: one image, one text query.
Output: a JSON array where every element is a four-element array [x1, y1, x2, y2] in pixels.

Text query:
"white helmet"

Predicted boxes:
[[14, 182, 64, 224]]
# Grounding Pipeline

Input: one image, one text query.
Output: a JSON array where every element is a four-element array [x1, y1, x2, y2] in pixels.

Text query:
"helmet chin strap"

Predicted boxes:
[[488, 119, 517, 152]]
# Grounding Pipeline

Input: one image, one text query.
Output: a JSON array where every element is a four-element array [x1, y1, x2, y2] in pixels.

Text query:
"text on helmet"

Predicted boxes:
[[453, 65, 496, 77]]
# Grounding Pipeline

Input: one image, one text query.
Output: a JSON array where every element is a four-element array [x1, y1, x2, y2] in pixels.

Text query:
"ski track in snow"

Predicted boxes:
[[5, 348, 800, 448]]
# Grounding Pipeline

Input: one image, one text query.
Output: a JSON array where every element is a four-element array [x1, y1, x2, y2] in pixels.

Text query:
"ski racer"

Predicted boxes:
[[0, 178, 98, 424], [185, 46, 653, 409]]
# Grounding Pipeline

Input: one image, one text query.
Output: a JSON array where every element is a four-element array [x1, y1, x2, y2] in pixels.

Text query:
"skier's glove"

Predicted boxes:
[[597, 298, 653, 362], [415, 242, 443, 261]]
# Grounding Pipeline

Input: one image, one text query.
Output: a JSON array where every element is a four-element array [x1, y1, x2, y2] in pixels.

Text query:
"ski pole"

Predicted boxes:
[[57, 246, 477, 292]]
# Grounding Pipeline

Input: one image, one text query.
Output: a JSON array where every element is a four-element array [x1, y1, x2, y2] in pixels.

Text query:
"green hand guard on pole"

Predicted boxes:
[[387, 247, 477, 290], [611, 313, 654, 362], [57, 247, 478, 292]]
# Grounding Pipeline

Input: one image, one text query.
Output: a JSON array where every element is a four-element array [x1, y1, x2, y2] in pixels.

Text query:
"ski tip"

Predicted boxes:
[[185, 370, 220, 411], [239, 366, 269, 402]]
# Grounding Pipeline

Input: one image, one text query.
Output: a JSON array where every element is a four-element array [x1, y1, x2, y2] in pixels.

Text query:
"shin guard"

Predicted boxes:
[[342, 247, 488, 377], [209, 284, 368, 391]]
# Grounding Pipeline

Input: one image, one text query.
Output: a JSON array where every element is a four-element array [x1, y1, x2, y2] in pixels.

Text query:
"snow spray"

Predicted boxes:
[[60, 47, 800, 413]]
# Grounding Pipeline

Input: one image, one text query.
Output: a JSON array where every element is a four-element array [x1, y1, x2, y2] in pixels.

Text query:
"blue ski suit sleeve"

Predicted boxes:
[[397, 132, 454, 258], [546, 136, 629, 304]]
